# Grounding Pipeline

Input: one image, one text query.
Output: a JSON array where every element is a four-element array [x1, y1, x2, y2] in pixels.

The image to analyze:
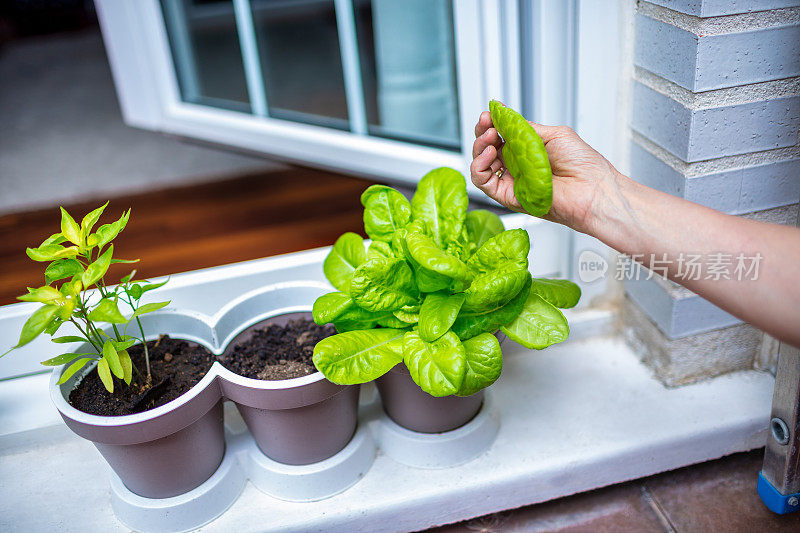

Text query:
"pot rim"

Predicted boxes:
[[211, 280, 332, 390], [214, 363, 327, 389], [50, 347, 222, 428]]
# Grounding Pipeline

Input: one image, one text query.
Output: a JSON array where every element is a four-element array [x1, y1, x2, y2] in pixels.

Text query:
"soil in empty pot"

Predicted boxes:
[[217, 318, 335, 380], [69, 336, 215, 416]]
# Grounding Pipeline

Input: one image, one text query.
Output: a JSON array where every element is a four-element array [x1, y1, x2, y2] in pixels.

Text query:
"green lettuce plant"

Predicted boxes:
[[312, 167, 580, 397], [1, 203, 169, 393]]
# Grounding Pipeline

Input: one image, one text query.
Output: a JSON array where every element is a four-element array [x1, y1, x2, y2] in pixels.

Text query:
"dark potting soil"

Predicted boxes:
[[217, 318, 335, 380], [69, 336, 215, 416]]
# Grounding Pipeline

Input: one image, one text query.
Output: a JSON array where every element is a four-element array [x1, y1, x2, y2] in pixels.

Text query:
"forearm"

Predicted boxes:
[[590, 171, 800, 347]]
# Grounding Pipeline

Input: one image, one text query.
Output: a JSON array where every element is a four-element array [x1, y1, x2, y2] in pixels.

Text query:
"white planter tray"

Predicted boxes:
[[0, 247, 774, 532]]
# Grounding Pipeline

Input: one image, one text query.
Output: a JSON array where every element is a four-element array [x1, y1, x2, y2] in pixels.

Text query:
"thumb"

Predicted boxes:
[[527, 122, 568, 144]]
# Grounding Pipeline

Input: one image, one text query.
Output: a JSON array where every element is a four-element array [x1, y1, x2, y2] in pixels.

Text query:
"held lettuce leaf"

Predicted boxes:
[[530, 278, 582, 309], [452, 275, 531, 340], [361, 185, 412, 242], [489, 100, 553, 217], [411, 167, 468, 247], [323, 232, 367, 294], [501, 292, 569, 349], [464, 210, 505, 250], [457, 333, 503, 396], [313, 329, 406, 384], [418, 292, 466, 342], [403, 331, 467, 397], [350, 257, 418, 312]]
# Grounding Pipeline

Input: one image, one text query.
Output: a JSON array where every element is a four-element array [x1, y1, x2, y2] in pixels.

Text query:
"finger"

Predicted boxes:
[[472, 128, 493, 158], [472, 127, 502, 158], [471, 147, 522, 213], [472, 136, 488, 160], [474, 111, 493, 138], [489, 159, 503, 176], [469, 145, 498, 187]]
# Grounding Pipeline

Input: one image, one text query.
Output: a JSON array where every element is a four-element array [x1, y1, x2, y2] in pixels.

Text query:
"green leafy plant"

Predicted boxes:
[[1, 203, 170, 393], [312, 167, 580, 397], [489, 99, 553, 217]]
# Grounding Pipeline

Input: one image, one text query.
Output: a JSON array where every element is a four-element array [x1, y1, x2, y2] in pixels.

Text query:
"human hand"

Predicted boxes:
[[470, 109, 622, 235]]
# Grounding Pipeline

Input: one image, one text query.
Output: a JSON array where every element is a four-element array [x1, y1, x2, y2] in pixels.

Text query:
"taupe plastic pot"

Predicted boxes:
[[218, 312, 359, 465], [50, 310, 225, 499], [50, 282, 362, 500], [375, 363, 484, 433]]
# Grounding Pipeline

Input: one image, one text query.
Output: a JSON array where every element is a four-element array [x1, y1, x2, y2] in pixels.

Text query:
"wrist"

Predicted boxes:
[[585, 169, 642, 254]]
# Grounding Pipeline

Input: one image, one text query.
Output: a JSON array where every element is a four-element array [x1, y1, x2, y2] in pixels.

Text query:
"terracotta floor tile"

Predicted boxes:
[[428, 451, 800, 532], [428, 482, 667, 533], [644, 450, 800, 533]]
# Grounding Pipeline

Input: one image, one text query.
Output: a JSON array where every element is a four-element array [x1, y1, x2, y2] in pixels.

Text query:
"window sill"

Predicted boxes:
[[0, 242, 773, 530], [1, 332, 772, 531]]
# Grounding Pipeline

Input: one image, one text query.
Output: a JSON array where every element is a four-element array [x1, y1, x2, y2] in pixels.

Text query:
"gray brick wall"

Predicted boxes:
[[625, 0, 800, 384], [647, 0, 800, 18], [635, 7, 800, 91]]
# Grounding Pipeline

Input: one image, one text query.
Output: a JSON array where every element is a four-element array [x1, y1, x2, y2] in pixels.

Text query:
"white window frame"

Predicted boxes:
[[93, 0, 607, 193], [90, 0, 567, 280], [95, 1, 481, 184], [105, 1, 620, 268], [92, 0, 622, 300]]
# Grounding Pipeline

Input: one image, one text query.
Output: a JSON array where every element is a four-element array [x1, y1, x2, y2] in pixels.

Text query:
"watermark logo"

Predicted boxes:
[[577, 250, 608, 283], [575, 251, 763, 283]]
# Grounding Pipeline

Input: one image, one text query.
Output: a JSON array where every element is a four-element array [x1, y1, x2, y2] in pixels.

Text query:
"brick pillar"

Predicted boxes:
[[624, 0, 800, 386]]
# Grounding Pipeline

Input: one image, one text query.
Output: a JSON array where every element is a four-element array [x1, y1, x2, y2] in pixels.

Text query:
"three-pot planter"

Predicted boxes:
[[49, 282, 497, 531]]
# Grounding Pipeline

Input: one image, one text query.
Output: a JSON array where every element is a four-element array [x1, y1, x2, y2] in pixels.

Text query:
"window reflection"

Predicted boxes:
[[161, 0, 461, 150], [355, 0, 460, 150], [162, 0, 251, 112], [250, 0, 350, 129]]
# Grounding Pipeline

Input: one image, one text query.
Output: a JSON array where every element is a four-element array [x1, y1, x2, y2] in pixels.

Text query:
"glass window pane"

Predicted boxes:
[[161, 0, 251, 112], [354, 0, 460, 150], [250, 0, 349, 129]]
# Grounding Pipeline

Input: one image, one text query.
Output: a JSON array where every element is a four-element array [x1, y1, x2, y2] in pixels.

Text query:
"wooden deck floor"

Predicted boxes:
[[0, 167, 374, 306]]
